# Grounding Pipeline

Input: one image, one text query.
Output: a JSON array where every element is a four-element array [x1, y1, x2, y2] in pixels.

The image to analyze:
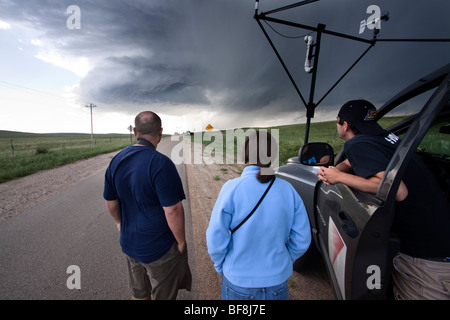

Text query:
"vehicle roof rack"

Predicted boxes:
[[254, 0, 450, 144]]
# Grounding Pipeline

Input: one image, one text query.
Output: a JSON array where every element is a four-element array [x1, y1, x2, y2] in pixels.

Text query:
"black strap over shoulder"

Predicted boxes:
[[230, 177, 276, 235]]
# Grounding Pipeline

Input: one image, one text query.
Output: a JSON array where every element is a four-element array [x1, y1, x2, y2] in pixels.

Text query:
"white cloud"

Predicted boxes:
[[30, 38, 43, 46], [35, 50, 91, 78], [0, 20, 11, 30]]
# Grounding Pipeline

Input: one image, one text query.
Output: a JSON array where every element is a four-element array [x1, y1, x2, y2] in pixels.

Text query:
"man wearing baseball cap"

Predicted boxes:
[[317, 99, 450, 300]]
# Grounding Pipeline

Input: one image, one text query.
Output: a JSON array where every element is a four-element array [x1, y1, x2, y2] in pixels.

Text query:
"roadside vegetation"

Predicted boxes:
[[197, 116, 408, 166], [0, 116, 408, 184], [0, 131, 135, 183], [277, 115, 409, 164]]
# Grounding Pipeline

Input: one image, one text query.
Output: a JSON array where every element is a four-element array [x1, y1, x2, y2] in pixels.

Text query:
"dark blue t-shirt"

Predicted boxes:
[[344, 133, 450, 258], [103, 144, 186, 263], [344, 132, 400, 179]]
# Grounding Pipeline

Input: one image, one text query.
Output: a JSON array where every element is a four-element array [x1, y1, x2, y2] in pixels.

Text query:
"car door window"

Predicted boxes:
[[418, 121, 450, 156], [416, 120, 450, 201]]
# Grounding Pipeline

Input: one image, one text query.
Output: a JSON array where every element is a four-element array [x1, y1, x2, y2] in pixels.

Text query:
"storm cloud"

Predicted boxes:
[[1, 0, 449, 128]]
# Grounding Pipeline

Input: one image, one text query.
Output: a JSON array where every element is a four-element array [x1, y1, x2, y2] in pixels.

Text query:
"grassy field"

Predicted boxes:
[[276, 115, 409, 164], [0, 131, 135, 183], [197, 116, 408, 166]]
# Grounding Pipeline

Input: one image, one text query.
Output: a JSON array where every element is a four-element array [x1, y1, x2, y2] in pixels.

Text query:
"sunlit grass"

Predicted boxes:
[[0, 132, 135, 183]]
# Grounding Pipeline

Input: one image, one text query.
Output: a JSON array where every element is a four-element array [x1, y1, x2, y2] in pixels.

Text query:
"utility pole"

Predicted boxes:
[[85, 103, 97, 140]]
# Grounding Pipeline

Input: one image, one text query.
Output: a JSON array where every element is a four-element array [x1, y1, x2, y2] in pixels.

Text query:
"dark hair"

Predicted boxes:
[[338, 118, 361, 135], [244, 130, 276, 183], [135, 111, 161, 138]]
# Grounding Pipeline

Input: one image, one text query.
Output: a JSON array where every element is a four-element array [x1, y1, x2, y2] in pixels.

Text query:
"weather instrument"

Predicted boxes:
[[304, 35, 314, 73]]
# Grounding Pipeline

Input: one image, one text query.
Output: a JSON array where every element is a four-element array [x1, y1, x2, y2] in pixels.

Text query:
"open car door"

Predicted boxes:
[[313, 71, 450, 299]]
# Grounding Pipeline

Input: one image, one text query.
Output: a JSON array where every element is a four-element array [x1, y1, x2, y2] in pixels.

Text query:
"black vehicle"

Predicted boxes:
[[276, 64, 450, 299], [254, 1, 450, 299]]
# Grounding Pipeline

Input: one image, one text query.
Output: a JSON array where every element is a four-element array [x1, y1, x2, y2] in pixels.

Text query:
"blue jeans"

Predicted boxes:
[[221, 276, 289, 300]]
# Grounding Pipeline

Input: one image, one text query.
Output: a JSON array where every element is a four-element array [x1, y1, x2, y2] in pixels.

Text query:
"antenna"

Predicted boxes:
[[304, 35, 314, 73], [85, 103, 97, 140], [255, 1, 448, 146]]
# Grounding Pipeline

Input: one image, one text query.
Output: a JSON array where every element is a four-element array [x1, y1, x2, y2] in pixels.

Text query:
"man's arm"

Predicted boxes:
[[106, 200, 121, 232], [163, 201, 186, 253], [318, 166, 408, 201], [335, 159, 353, 173]]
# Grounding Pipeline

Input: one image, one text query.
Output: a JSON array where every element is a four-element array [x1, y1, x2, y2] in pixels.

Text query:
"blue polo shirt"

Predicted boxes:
[[103, 144, 185, 264]]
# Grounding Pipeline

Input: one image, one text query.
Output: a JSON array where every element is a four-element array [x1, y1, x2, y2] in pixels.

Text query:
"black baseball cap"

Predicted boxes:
[[338, 99, 387, 135]]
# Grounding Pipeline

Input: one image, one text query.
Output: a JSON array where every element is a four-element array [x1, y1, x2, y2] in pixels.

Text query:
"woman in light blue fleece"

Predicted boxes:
[[206, 131, 311, 300]]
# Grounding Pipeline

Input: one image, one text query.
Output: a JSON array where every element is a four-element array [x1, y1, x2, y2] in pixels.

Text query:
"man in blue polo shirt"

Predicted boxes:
[[104, 111, 191, 300]]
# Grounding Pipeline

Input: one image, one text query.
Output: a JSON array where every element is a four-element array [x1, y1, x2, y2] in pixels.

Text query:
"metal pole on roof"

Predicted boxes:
[[304, 23, 324, 144]]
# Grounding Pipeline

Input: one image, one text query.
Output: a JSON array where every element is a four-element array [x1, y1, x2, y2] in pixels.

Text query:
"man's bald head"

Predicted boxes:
[[134, 111, 162, 139]]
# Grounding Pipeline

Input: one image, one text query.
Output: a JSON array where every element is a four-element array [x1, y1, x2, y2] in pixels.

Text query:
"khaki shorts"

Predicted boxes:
[[392, 252, 450, 300], [126, 242, 192, 300]]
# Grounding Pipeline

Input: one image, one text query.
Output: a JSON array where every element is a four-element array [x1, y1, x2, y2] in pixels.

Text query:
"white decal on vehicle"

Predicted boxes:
[[329, 217, 347, 299]]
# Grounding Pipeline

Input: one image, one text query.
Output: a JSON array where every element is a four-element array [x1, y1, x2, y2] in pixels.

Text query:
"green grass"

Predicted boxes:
[[1, 116, 427, 183], [418, 124, 450, 155], [276, 115, 408, 164], [195, 116, 411, 166], [0, 131, 135, 183]]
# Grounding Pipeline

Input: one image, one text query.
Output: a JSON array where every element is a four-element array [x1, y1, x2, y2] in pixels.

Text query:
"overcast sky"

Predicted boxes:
[[0, 0, 449, 134]]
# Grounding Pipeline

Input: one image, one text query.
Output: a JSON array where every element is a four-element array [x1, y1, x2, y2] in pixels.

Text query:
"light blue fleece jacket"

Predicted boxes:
[[206, 165, 311, 288]]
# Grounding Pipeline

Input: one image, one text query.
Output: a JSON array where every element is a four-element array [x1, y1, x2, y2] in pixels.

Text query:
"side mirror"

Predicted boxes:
[[299, 142, 334, 166]]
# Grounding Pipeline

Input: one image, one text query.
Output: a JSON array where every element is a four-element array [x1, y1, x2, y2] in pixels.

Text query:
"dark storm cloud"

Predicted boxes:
[[72, 0, 291, 114], [81, 56, 209, 105], [1, 0, 449, 123]]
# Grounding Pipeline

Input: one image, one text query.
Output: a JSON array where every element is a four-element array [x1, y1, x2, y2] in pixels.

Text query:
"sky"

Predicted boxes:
[[0, 0, 449, 134]]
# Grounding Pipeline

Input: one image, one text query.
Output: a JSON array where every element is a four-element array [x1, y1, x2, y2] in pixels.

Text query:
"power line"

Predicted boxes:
[[263, 19, 314, 39], [0, 80, 67, 101]]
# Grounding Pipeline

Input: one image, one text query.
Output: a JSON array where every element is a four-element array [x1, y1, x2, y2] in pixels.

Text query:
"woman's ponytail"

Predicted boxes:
[[243, 130, 276, 184]]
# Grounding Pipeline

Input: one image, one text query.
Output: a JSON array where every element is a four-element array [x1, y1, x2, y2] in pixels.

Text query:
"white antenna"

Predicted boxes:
[[304, 35, 314, 73]]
